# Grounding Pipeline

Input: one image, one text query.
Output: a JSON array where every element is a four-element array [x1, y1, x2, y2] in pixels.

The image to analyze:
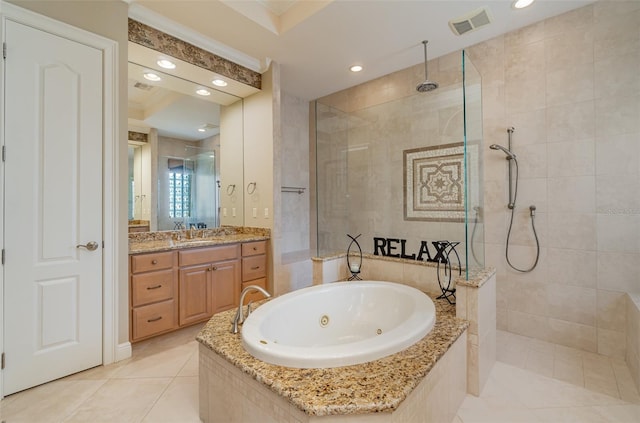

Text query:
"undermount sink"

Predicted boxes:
[[175, 238, 224, 246]]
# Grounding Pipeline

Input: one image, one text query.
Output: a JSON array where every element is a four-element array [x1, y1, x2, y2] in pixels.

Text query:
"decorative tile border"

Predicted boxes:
[[128, 19, 261, 90], [127, 131, 148, 143]]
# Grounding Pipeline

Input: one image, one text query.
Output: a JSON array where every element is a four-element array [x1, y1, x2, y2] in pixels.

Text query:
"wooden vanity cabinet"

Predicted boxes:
[[129, 251, 178, 342], [241, 240, 268, 305], [178, 244, 241, 326], [129, 240, 266, 342]]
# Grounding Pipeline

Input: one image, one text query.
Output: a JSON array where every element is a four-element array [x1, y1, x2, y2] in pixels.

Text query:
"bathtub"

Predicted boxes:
[[241, 281, 436, 368]]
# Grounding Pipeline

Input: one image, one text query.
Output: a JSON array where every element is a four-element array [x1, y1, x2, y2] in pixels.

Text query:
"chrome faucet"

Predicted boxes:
[[231, 285, 271, 334]]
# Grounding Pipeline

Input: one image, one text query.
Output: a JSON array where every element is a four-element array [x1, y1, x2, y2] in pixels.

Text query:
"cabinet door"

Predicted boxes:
[[211, 259, 241, 315], [179, 264, 212, 326]]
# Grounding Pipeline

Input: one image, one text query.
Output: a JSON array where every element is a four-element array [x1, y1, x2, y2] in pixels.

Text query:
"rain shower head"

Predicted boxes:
[[416, 40, 438, 93], [490, 144, 516, 160], [417, 80, 439, 93]]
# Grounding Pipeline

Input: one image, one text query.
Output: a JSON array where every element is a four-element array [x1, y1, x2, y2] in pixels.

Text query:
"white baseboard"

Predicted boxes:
[[115, 342, 132, 362]]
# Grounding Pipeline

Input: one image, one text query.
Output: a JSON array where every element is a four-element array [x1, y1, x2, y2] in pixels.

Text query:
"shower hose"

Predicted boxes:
[[505, 157, 540, 273]]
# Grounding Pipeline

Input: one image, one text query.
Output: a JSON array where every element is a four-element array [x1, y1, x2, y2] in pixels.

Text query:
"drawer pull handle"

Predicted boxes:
[[151, 260, 158, 265], [212, 266, 218, 271], [147, 284, 162, 290], [147, 316, 163, 323], [251, 266, 260, 270], [253, 247, 257, 251]]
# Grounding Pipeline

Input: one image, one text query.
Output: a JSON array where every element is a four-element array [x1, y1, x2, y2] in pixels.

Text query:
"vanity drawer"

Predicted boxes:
[[131, 269, 175, 307], [241, 278, 268, 305], [242, 255, 267, 281], [131, 251, 175, 274], [242, 241, 267, 257], [179, 244, 239, 267], [132, 299, 176, 340]]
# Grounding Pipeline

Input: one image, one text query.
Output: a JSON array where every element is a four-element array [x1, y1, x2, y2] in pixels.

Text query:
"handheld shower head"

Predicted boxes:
[[490, 144, 516, 160]]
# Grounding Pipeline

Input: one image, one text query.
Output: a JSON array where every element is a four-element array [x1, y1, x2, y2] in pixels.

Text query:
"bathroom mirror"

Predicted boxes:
[[127, 61, 245, 231]]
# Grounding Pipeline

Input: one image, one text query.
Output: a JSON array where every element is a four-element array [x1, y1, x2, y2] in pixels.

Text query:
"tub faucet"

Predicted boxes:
[[231, 285, 271, 334]]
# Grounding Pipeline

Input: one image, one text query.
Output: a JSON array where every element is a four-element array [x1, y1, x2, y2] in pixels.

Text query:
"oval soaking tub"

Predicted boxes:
[[241, 281, 436, 368]]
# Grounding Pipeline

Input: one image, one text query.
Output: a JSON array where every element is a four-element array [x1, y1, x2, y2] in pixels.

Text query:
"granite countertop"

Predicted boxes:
[[196, 292, 469, 417], [128, 227, 270, 254], [455, 266, 496, 288]]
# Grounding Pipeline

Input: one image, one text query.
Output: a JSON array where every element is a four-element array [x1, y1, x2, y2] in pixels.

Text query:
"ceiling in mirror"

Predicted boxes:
[[128, 40, 256, 141], [128, 62, 231, 140]]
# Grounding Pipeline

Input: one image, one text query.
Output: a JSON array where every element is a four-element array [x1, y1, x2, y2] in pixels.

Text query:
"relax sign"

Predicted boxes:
[[372, 237, 459, 264]]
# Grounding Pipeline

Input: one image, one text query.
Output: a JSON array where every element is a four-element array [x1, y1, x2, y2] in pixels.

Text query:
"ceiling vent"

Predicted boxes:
[[134, 81, 154, 91], [449, 7, 492, 36]]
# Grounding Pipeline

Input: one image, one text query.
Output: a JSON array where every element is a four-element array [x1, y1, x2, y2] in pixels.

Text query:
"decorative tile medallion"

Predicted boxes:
[[404, 142, 469, 222], [128, 19, 261, 90]]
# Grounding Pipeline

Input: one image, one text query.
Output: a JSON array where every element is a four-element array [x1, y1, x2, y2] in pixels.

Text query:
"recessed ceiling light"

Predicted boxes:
[[157, 59, 176, 69], [512, 0, 535, 9], [143, 72, 161, 82], [350, 65, 363, 73], [196, 89, 211, 96], [212, 79, 228, 87], [197, 128, 207, 132]]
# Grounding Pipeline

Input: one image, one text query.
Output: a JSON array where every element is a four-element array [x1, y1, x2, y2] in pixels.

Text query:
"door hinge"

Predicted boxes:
[[2, 42, 6, 59], [1, 249, 4, 265], [1, 352, 5, 370], [2, 145, 5, 162]]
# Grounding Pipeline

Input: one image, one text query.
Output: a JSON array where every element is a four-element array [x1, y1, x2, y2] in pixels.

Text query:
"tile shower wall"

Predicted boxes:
[[469, 0, 640, 358], [278, 91, 314, 293], [281, 91, 311, 255], [316, 56, 470, 261]]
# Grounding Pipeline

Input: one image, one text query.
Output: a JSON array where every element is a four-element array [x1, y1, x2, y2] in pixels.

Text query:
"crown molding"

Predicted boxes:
[[127, 3, 263, 73]]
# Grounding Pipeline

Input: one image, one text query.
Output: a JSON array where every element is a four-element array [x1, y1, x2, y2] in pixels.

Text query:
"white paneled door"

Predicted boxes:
[[3, 20, 103, 395]]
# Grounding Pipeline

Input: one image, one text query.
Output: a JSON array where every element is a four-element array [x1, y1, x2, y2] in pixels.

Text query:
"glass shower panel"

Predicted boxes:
[[315, 102, 350, 256], [462, 50, 485, 275], [315, 51, 485, 280], [316, 71, 471, 266]]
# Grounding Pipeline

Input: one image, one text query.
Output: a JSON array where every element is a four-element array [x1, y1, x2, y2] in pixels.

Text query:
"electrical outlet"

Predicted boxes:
[[232, 207, 236, 217], [264, 208, 269, 218], [253, 208, 257, 218]]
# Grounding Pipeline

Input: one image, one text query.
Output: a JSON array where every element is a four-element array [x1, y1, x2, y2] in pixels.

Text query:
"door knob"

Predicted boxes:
[[76, 241, 99, 251]]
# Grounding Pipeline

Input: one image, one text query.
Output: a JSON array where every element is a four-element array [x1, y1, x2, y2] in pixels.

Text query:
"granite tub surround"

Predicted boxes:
[[128, 227, 270, 254], [197, 290, 468, 421], [455, 266, 496, 289]]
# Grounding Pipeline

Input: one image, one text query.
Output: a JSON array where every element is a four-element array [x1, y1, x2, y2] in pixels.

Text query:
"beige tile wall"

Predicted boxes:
[[281, 91, 311, 255], [315, 54, 470, 264], [312, 0, 639, 359], [470, 0, 640, 358], [456, 275, 497, 396]]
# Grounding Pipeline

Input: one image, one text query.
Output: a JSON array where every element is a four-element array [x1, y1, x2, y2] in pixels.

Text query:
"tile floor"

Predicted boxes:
[[0, 326, 639, 422], [0, 324, 203, 423], [455, 330, 640, 423]]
